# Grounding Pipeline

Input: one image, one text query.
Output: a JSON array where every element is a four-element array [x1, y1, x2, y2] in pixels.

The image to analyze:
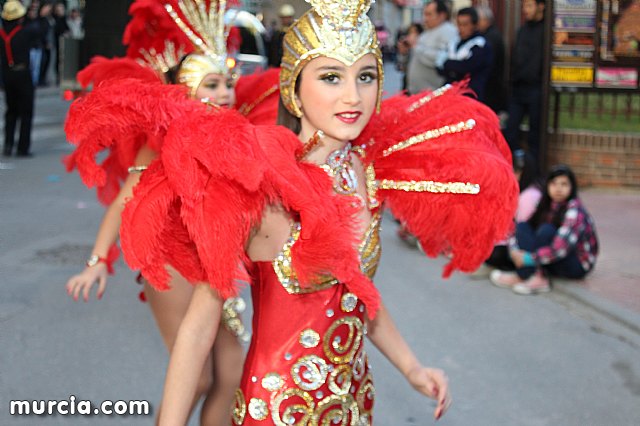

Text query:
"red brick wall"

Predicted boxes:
[[547, 131, 640, 188]]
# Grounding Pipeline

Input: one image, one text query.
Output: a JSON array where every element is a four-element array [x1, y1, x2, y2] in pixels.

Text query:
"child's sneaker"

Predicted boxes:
[[489, 270, 522, 288], [512, 273, 551, 295]]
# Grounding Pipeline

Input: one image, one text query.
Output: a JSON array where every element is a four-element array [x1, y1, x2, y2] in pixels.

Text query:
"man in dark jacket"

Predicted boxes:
[[1, 0, 41, 157], [437, 7, 493, 102], [503, 0, 546, 166], [477, 5, 506, 113]]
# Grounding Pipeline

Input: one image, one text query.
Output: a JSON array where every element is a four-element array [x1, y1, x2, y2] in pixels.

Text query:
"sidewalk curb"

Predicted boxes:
[[553, 279, 640, 336]]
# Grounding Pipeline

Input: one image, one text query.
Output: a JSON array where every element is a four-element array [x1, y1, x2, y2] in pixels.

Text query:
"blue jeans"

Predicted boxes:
[[515, 222, 586, 280]]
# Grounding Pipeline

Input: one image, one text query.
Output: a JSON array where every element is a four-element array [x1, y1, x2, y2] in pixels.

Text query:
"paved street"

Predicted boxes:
[[1, 72, 640, 425]]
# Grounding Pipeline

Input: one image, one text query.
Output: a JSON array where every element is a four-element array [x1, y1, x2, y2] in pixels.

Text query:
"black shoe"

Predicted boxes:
[[16, 152, 34, 158]]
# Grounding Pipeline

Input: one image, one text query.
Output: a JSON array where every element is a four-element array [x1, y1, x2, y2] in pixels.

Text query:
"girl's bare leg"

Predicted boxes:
[[143, 278, 214, 421], [200, 325, 244, 425]]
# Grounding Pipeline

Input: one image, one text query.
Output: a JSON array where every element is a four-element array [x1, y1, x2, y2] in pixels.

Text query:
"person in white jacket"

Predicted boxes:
[[404, 0, 458, 94]]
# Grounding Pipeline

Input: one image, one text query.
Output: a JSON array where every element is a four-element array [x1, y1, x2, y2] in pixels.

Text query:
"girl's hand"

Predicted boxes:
[[65, 264, 109, 302], [407, 366, 451, 420]]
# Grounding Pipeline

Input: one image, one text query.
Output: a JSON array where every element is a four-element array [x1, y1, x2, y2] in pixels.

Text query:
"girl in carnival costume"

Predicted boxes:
[[63, 0, 279, 423], [72, 0, 519, 423]]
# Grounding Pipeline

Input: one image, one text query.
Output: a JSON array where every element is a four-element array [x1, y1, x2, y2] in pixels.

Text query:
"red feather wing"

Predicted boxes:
[[358, 87, 518, 277], [64, 79, 194, 202]]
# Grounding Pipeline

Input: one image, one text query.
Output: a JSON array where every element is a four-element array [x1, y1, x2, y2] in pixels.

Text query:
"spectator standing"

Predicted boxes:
[[477, 5, 506, 114], [66, 8, 83, 39], [503, 0, 546, 167], [25, 1, 42, 84], [37, 1, 54, 87], [395, 23, 423, 92], [1, 0, 41, 157], [267, 4, 295, 68], [491, 165, 598, 295], [405, 0, 458, 94], [436, 7, 493, 102], [53, 1, 68, 85]]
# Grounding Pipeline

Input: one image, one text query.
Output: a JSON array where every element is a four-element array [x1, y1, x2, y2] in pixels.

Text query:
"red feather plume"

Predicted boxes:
[[357, 85, 519, 277]]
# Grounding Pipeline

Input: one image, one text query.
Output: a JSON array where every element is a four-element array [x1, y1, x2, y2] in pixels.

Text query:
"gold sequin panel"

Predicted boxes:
[[273, 211, 381, 294], [234, 306, 374, 424]]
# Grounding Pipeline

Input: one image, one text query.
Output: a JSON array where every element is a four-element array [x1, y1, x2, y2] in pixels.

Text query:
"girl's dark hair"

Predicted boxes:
[[276, 74, 302, 134], [164, 55, 190, 85], [527, 164, 578, 228]]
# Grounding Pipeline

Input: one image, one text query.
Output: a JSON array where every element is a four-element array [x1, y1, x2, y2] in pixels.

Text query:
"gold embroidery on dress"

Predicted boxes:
[[328, 365, 353, 396], [311, 394, 360, 425], [356, 373, 375, 417], [359, 212, 381, 278], [232, 389, 246, 424], [322, 317, 363, 364], [273, 212, 381, 293], [291, 355, 330, 391], [248, 397, 269, 420], [364, 164, 380, 208], [351, 347, 367, 381], [300, 328, 321, 348], [222, 297, 251, 343], [271, 388, 315, 425], [262, 372, 285, 392]]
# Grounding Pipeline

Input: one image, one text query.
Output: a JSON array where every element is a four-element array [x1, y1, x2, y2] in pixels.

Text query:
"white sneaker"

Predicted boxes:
[[512, 273, 551, 295], [489, 270, 522, 288]]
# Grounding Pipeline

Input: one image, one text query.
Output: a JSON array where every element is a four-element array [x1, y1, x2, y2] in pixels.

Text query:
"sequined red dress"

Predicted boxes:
[[234, 213, 381, 425], [96, 82, 518, 422]]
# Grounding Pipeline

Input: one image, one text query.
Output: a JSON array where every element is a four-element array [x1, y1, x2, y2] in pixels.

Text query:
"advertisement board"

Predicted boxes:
[[552, 0, 640, 89]]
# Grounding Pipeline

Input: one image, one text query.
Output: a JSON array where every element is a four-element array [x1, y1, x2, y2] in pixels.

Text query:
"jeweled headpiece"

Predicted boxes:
[[165, 0, 233, 97], [280, 0, 383, 117]]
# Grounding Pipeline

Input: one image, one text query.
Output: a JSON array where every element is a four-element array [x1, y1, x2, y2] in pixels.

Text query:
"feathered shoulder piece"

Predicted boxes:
[[235, 67, 281, 125], [64, 79, 195, 204], [119, 87, 380, 317], [354, 84, 519, 277]]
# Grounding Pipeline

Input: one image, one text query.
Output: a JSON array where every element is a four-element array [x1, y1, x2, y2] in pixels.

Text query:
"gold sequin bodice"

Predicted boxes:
[[273, 210, 382, 294]]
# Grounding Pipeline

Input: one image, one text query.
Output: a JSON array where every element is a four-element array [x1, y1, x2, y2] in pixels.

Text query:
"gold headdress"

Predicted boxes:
[[165, 0, 233, 97], [280, 0, 383, 117], [138, 40, 185, 81]]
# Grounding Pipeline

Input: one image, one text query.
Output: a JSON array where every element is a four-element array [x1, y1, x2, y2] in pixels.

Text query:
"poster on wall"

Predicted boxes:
[[596, 67, 638, 87], [551, 65, 594, 85], [553, 32, 595, 62], [552, 0, 597, 86], [599, 0, 640, 63], [555, 0, 597, 11]]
